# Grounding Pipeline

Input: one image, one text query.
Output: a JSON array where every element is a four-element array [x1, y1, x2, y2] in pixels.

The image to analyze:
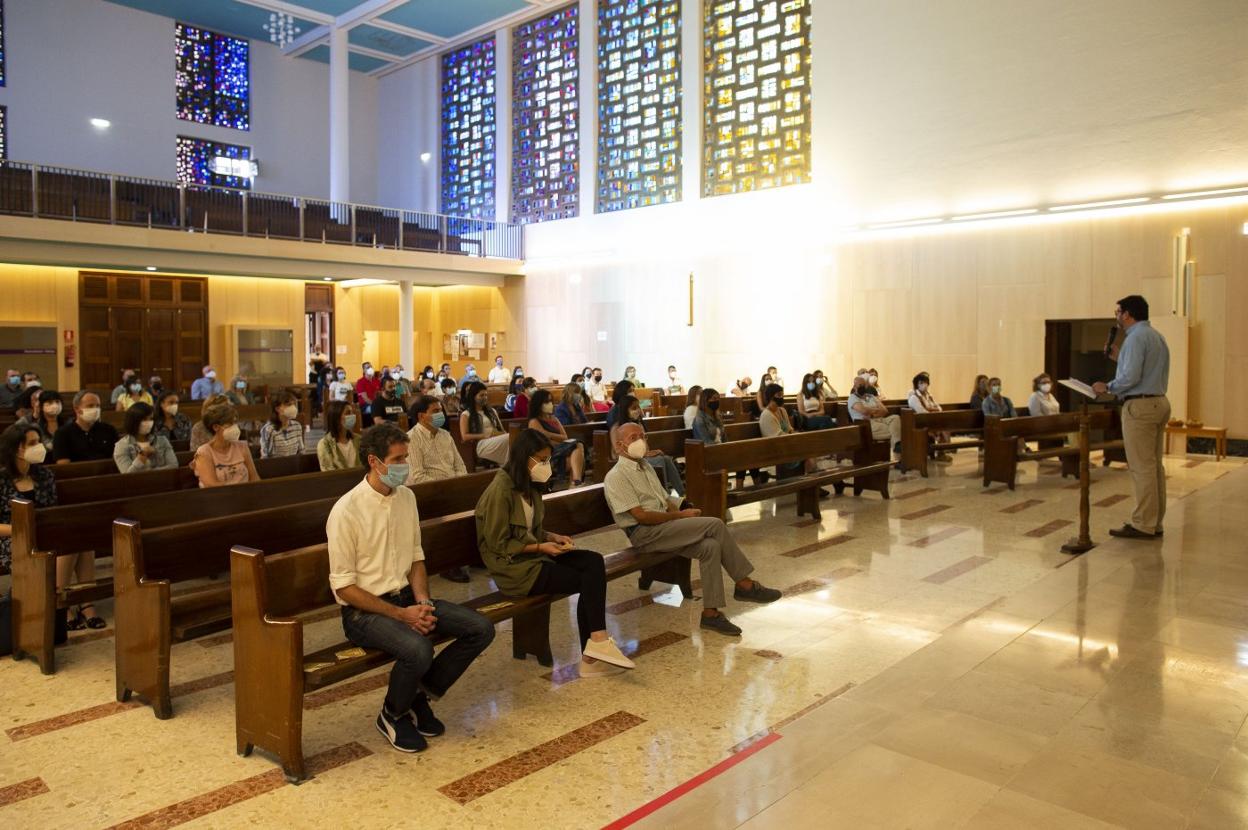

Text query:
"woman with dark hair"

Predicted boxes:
[[474, 429, 633, 677], [459, 381, 510, 467], [152, 390, 192, 444], [760, 383, 808, 477], [194, 404, 260, 487], [26, 389, 70, 451], [604, 379, 636, 430], [503, 375, 525, 415], [608, 394, 685, 495], [0, 424, 57, 573], [526, 388, 585, 486], [555, 382, 589, 426], [439, 377, 463, 417], [260, 389, 305, 458], [909, 372, 952, 463], [512, 377, 538, 419], [796, 373, 834, 430], [317, 400, 361, 471], [969, 374, 991, 410], [114, 402, 177, 473], [693, 388, 767, 489]]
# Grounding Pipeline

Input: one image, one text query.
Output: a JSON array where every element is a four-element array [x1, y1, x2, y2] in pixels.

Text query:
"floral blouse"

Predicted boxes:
[[0, 465, 57, 569], [153, 412, 193, 444]]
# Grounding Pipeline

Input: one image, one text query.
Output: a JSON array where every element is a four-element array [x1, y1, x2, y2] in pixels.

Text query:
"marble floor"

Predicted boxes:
[[2, 449, 1246, 829]]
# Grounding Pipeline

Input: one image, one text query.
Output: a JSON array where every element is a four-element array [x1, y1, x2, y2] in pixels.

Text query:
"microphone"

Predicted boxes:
[[1103, 325, 1118, 359]]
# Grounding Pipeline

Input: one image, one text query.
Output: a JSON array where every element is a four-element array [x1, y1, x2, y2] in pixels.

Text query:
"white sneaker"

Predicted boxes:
[[582, 636, 636, 669], [579, 658, 626, 678]]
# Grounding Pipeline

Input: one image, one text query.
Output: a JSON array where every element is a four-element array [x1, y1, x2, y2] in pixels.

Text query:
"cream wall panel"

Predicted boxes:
[[975, 284, 1046, 400], [1190, 274, 1226, 425], [0, 264, 79, 390], [910, 237, 978, 356], [1043, 221, 1094, 321], [206, 276, 305, 385]]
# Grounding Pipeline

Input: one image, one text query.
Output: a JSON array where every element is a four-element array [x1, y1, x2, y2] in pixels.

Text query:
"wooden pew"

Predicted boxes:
[[982, 409, 1119, 489], [898, 408, 987, 477], [9, 464, 362, 674], [110, 471, 498, 717], [588, 422, 761, 485], [229, 483, 691, 782], [685, 421, 894, 522], [54, 453, 319, 505]]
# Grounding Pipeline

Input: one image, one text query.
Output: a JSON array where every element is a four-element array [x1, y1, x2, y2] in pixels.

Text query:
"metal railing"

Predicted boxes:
[[0, 160, 525, 260]]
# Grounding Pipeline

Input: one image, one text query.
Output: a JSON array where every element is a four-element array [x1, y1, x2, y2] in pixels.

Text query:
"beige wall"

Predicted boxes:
[[0, 264, 80, 390]]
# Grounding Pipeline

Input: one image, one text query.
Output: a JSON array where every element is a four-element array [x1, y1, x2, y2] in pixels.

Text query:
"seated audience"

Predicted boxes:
[[814, 369, 838, 400], [754, 372, 774, 411], [329, 368, 354, 404], [512, 377, 538, 419], [1, 367, 24, 408], [460, 381, 510, 467], [317, 401, 361, 471], [666, 365, 684, 395], [476, 429, 631, 677], [439, 379, 462, 417], [796, 373, 834, 429], [604, 422, 781, 636], [759, 384, 810, 476], [329, 423, 495, 753], [406, 395, 472, 584], [555, 382, 590, 425], [114, 402, 177, 473], [26, 390, 69, 452], [226, 376, 255, 406], [622, 366, 642, 386], [1028, 374, 1060, 415], [115, 376, 153, 411], [148, 375, 166, 398], [865, 368, 883, 398], [526, 389, 585, 486], [981, 377, 1017, 418], [969, 374, 990, 410], [693, 388, 766, 488], [190, 394, 229, 451], [373, 376, 405, 424], [260, 390, 306, 458], [727, 376, 752, 398], [0, 424, 57, 575], [605, 380, 636, 429], [194, 404, 260, 487], [191, 365, 225, 401], [356, 363, 381, 427], [608, 394, 685, 495], [152, 391, 192, 444], [767, 365, 785, 389], [488, 355, 511, 384], [682, 385, 703, 429], [585, 368, 610, 411], [391, 365, 412, 399], [110, 368, 136, 406], [907, 372, 952, 462], [457, 364, 481, 392], [53, 391, 118, 463], [848, 378, 903, 457]]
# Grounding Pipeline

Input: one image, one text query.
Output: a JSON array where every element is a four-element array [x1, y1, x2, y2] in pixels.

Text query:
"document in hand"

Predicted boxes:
[[1060, 379, 1102, 400]]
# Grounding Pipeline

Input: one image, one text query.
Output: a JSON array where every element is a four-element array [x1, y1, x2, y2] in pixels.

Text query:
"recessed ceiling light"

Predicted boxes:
[[322, 277, 333, 281], [145, 266, 158, 271], [90, 118, 111, 129], [420, 152, 432, 163]]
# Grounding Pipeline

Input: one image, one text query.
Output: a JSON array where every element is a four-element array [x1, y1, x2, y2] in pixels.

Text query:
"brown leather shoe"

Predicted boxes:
[[1109, 524, 1157, 539]]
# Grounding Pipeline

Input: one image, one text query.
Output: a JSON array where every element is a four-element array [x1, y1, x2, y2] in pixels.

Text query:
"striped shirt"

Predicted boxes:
[[260, 420, 305, 458]]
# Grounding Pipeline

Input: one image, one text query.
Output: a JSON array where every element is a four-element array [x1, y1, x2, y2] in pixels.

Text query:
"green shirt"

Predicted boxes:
[[474, 469, 549, 595]]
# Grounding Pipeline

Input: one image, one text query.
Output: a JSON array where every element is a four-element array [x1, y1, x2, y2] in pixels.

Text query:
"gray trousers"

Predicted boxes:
[[626, 517, 753, 609]]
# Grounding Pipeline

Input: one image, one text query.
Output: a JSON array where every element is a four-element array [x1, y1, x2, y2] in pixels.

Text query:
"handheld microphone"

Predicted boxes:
[[1103, 325, 1118, 359]]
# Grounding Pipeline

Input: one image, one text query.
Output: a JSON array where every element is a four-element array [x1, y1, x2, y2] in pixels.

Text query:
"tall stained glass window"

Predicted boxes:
[[0, 0, 7, 87], [176, 136, 252, 189], [597, 0, 681, 214], [511, 4, 579, 224], [176, 22, 250, 131], [703, 0, 811, 196], [0, 107, 7, 160], [441, 37, 496, 219]]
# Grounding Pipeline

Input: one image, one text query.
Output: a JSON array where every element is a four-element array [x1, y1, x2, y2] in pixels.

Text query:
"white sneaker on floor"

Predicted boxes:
[[582, 636, 636, 669], [579, 658, 627, 678]]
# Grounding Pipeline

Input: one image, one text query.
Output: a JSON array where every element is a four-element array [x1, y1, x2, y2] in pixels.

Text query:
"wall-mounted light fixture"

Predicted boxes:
[[89, 118, 111, 129]]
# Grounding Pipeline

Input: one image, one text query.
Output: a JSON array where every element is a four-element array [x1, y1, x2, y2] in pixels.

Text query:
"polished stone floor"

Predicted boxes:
[[1, 449, 1245, 829]]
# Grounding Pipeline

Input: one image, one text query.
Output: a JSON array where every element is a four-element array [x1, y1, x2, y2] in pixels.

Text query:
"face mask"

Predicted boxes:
[[235, 381, 247, 390], [337, 373, 346, 380], [45, 402, 62, 416], [593, 375, 602, 382], [282, 404, 298, 419], [206, 371, 216, 379], [80, 407, 101, 424], [497, 360, 505, 367], [379, 461, 409, 488], [139, 420, 154, 435], [129, 383, 142, 393], [476, 397, 488, 408], [365, 368, 375, 378], [515, 369, 523, 377], [626, 438, 647, 459], [529, 459, 553, 484], [868, 374, 878, 385], [806, 382, 815, 391], [626, 371, 636, 378], [394, 370, 403, 379], [425, 371, 434, 379], [542, 402, 554, 414], [22, 443, 47, 465], [221, 424, 241, 442], [708, 400, 720, 412], [6, 376, 18, 386], [151, 382, 162, 391], [26, 380, 41, 389], [430, 412, 446, 429], [1040, 383, 1052, 393], [991, 385, 1002, 395], [385, 388, 396, 397], [669, 370, 677, 378], [467, 368, 477, 376], [164, 403, 178, 416]]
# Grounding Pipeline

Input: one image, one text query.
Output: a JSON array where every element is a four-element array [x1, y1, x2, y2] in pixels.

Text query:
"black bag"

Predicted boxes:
[[0, 590, 11, 656]]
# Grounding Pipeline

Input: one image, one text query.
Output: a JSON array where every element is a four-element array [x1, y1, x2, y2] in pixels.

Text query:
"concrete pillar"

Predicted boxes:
[[494, 30, 512, 223], [680, 0, 701, 203], [578, 0, 597, 215], [399, 280, 414, 375], [329, 25, 350, 204]]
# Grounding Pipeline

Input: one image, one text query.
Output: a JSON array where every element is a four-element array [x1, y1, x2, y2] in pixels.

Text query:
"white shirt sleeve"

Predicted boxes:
[[907, 392, 929, 413], [326, 499, 358, 595]]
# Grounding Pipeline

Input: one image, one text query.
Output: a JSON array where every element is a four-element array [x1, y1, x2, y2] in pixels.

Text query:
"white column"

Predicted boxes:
[[578, 0, 597, 215], [494, 29, 512, 223], [680, 0, 701, 203], [329, 25, 351, 204], [399, 280, 414, 374]]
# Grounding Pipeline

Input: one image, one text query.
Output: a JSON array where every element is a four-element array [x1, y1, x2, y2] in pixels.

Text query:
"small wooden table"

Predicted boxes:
[[1165, 424, 1228, 460]]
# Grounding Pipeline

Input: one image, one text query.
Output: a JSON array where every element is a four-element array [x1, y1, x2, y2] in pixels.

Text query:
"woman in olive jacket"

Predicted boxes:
[[474, 429, 635, 677]]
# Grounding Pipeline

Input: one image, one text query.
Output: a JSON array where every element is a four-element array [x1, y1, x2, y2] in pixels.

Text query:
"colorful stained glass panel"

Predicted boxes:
[[176, 136, 252, 189], [176, 22, 250, 131], [441, 36, 496, 219]]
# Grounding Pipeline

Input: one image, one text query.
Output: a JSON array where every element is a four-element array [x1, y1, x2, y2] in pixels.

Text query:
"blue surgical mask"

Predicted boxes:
[[379, 461, 409, 488], [344, 414, 357, 429], [431, 412, 446, 429], [7, 376, 20, 386]]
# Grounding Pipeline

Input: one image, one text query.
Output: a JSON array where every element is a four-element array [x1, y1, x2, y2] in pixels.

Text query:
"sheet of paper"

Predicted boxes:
[[1059, 378, 1099, 399]]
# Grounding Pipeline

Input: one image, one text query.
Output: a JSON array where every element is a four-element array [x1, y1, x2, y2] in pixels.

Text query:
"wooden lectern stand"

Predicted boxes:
[[1058, 379, 1111, 555]]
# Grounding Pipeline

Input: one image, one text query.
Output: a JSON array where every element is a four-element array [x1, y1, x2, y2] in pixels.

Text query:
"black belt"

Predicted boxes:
[[1122, 394, 1164, 401]]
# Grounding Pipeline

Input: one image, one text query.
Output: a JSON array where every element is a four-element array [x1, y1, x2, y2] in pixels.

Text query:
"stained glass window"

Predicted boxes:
[[511, 4, 579, 225], [0, 107, 7, 160], [703, 0, 811, 196], [176, 136, 252, 189], [441, 37, 496, 219], [176, 22, 250, 131], [0, 0, 7, 88], [596, 0, 682, 214]]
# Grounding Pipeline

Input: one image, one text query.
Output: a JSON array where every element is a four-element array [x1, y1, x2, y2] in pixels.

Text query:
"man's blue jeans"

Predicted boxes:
[[341, 587, 495, 714]]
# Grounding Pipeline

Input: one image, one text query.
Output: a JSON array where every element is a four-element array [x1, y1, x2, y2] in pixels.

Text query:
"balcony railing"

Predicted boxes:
[[0, 161, 524, 260]]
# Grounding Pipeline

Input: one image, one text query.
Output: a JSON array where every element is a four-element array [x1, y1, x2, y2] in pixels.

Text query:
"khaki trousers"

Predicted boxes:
[[627, 517, 754, 609], [869, 415, 901, 446], [1122, 396, 1170, 533]]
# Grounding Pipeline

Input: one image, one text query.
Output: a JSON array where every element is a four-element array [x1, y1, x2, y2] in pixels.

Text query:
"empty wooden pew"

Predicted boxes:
[[982, 409, 1120, 489], [898, 408, 987, 477]]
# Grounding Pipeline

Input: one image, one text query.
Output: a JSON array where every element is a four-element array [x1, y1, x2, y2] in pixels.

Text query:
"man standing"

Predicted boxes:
[[191, 366, 224, 401], [355, 363, 381, 427], [487, 356, 510, 384], [328, 423, 494, 753], [1093, 295, 1170, 539]]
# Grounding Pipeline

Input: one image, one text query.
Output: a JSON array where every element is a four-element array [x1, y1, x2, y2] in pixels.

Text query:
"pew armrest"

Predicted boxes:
[[9, 498, 58, 673]]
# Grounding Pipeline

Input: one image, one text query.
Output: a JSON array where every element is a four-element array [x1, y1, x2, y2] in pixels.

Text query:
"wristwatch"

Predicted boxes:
[[415, 598, 435, 607]]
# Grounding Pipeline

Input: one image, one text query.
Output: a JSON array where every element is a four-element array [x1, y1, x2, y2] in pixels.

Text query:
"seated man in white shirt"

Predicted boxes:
[[328, 423, 495, 754], [848, 378, 902, 457], [405, 396, 473, 584], [603, 422, 781, 637], [585, 368, 609, 410], [726, 376, 752, 397], [487, 355, 511, 385]]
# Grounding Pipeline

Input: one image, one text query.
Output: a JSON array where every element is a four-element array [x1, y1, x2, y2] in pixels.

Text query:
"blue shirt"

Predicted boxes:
[[191, 377, 224, 400], [1107, 321, 1169, 398]]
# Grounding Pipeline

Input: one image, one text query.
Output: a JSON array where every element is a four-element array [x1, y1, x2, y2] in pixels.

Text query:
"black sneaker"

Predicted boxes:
[[376, 707, 427, 753], [410, 692, 445, 737], [734, 581, 782, 603], [700, 613, 743, 636], [441, 566, 470, 584]]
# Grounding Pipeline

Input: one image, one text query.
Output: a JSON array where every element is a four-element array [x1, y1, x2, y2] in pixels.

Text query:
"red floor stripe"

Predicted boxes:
[[600, 732, 783, 830]]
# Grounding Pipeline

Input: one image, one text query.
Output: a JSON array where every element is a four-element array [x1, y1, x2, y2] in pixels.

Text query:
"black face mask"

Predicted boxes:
[[593, 375, 602, 382], [707, 400, 720, 412], [864, 386, 878, 396]]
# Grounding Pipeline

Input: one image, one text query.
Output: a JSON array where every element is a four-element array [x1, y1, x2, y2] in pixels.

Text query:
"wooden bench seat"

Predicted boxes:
[[588, 422, 761, 485], [899, 409, 987, 476], [111, 471, 499, 718], [230, 483, 690, 782], [686, 421, 894, 522], [55, 452, 317, 504], [983, 409, 1118, 489]]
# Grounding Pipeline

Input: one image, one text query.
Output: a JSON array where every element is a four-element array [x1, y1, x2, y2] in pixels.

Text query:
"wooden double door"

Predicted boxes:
[[79, 272, 209, 396]]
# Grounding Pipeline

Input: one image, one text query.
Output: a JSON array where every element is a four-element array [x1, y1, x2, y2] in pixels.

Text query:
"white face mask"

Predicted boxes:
[[80, 407, 101, 424], [206, 370, 216, 379], [44, 402, 62, 416], [365, 368, 375, 378], [222, 424, 241, 442], [868, 374, 878, 385], [1039, 383, 1052, 394], [542, 402, 554, 414], [139, 420, 154, 435], [529, 459, 553, 483], [281, 404, 298, 419], [626, 438, 647, 459], [22, 443, 47, 465], [164, 403, 179, 416], [669, 370, 677, 378]]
